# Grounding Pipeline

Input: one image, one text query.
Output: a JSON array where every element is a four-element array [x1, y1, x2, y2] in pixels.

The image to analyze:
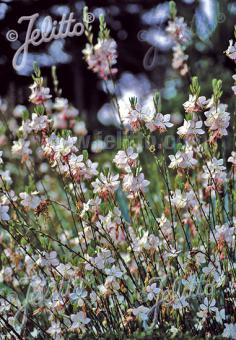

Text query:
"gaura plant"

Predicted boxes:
[[0, 2, 235, 339]]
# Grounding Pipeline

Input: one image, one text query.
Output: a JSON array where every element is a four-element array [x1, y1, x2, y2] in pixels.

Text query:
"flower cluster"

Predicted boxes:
[[166, 5, 191, 76], [0, 7, 235, 340]]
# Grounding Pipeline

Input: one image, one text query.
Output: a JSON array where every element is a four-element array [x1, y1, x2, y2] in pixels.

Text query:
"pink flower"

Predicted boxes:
[[183, 95, 207, 113], [92, 173, 120, 199], [177, 119, 204, 141], [169, 148, 198, 169], [12, 139, 32, 162], [202, 157, 227, 190], [122, 104, 147, 132], [172, 44, 189, 75], [204, 104, 230, 141], [83, 39, 117, 80], [123, 173, 150, 194], [29, 83, 51, 105], [113, 147, 138, 172], [166, 17, 191, 44], [146, 113, 173, 133]]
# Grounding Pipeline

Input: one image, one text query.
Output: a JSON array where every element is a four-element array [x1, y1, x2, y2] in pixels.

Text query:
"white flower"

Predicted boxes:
[[182, 274, 198, 293], [80, 197, 101, 217], [53, 136, 78, 159], [91, 140, 106, 153], [226, 40, 236, 60], [169, 148, 197, 169], [204, 103, 230, 139], [132, 305, 150, 321], [122, 103, 147, 132], [172, 44, 188, 74], [105, 265, 123, 279], [197, 298, 217, 321], [92, 173, 120, 198], [214, 223, 235, 246], [228, 151, 236, 165], [65, 106, 79, 119], [202, 157, 227, 187], [47, 322, 62, 337], [12, 139, 32, 160], [222, 323, 236, 339], [73, 121, 88, 136], [0, 170, 12, 186], [0, 151, 3, 164], [232, 74, 236, 95], [29, 83, 51, 105], [146, 283, 160, 301], [177, 119, 204, 140], [170, 189, 187, 209], [0, 205, 10, 221], [215, 308, 225, 324], [183, 95, 207, 113], [70, 288, 87, 306], [123, 173, 150, 194], [146, 113, 173, 133], [0, 190, 17, 205], [56, 263, 74, 277], [173, 296, 189, 309], [30, 113, 50, 132], [166, 17, 191, 44], [66, 154, 85, 179], [13, 105, 27, 118], [113, 147, 138, 172], [84, 159, 98, 179], [83, 38, 117, 79], [70, 311, 90, 330], [157, 214, 175, 239], [20, 120, 32, 136], [39, 251, 59, 267], [19, 191, 41, 209], [53, 97, 68, 111]]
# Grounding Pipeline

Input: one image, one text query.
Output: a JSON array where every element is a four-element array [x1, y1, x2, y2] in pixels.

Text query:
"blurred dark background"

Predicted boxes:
[[0, 0, 235, 133]]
